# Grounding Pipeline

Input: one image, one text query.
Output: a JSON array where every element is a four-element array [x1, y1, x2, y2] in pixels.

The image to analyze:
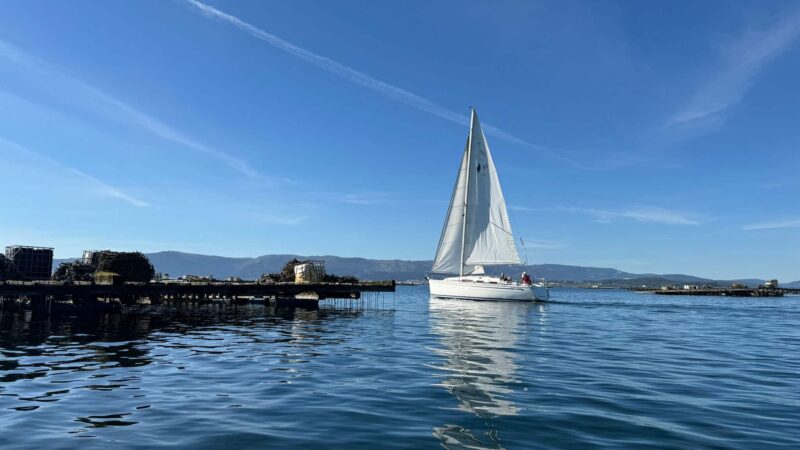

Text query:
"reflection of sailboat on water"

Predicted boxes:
[[430, 297, 533, 449]]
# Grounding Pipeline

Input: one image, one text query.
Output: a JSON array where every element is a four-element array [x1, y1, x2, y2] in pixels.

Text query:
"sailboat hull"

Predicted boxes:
[[429, 277, 549, 302]]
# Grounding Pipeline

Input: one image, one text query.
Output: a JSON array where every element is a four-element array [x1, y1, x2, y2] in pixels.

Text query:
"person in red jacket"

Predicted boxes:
[[521, 272, 532, 285]]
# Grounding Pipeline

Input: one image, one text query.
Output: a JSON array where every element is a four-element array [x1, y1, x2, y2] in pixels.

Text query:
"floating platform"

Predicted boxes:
[[646, 287, 798, 297], [0, 280, 395, 313]]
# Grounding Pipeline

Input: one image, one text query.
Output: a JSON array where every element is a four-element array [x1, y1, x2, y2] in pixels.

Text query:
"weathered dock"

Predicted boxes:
[[646, 287, 798, 297], [0, 280, 395, 313]]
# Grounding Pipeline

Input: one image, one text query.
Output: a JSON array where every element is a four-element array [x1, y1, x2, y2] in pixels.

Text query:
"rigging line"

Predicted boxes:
[[520, 236, 530, 266], [487, 220, 516, 237]]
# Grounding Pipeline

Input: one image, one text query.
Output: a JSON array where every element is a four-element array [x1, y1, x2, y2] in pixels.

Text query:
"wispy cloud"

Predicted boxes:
[[304, 191, 390, 206], [512, 204, 703, 225], [183, 0, 570, 163], [508, 205, 532, 212], [742, 218, 800, 230], [253, 213, 311, 225], [666, 8, 800, 127], [560, 206, 702, 225], [0, 39, 263, 179], [519, 238, 569, 250], [0, 136, 151, 208], [508, 205, 550, 212], [336, 192, 390, 205], [759, 178, 800, 189]]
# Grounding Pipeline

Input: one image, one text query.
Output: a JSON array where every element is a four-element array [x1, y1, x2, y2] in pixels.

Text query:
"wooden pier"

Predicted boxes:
[[0, 280, 395, 313]]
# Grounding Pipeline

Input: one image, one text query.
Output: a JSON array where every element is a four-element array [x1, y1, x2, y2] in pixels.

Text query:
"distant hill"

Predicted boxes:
[[592, 277, 690, 288], [54, 255, 641, 281], [516, 264, 632, 281], [784, 280, 800, 288], [53, 251, 795, 285], [57, 252, 431, 281]]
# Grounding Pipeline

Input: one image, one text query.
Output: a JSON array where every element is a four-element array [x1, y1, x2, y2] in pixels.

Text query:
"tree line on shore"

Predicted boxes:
[[1, 254, 358, 284], [0, 255, 17, 281], [53, 252, 155, 283], [260, 258, 359, 283], [0, 252, 154, 283]]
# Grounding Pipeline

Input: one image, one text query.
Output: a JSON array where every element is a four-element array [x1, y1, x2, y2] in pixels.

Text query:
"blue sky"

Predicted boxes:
[[0, 0, 798, 280]]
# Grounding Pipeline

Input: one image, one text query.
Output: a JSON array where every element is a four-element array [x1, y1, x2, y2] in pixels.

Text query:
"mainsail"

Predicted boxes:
[[432, 110, 522, 275]]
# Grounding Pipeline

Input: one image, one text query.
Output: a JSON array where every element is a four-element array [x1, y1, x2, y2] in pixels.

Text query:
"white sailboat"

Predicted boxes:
[[428, 109, 549, 302]]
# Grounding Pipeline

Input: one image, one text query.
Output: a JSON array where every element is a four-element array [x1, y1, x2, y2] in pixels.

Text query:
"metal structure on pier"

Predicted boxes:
[[4, 246, 53, 280]]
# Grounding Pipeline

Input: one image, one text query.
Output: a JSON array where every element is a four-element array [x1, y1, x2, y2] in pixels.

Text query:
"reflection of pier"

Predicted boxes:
[[0, 281, 395, 313], [430, 298, 534, 449]]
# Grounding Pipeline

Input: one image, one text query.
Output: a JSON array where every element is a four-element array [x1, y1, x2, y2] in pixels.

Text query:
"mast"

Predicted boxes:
[[459, 108, 475, 278]]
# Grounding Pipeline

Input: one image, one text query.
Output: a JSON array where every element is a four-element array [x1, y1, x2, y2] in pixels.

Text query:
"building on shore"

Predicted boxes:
[[5, 245, 53, 280], [181, 274, 216, 282]]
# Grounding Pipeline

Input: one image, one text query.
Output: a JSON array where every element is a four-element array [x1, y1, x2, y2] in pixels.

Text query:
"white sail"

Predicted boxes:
[[431, 139, 473, 274], [432, 110, 522, 275]]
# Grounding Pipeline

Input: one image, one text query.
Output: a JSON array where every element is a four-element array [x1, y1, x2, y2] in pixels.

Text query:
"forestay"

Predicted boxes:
[[432, 110, 522, 275]]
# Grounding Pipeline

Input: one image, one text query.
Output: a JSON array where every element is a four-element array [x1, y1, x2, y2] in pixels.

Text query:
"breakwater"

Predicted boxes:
[[639, 287, 799, 297]]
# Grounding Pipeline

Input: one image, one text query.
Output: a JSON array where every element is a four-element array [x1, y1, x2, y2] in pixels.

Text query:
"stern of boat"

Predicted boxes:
[[532, 283, 550, 301]]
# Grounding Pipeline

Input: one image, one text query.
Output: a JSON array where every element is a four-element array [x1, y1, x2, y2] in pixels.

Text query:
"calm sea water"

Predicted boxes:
[[1, 287, 798, 449]]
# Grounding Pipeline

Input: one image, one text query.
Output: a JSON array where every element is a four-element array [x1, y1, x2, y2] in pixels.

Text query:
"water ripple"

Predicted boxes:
[[0, 288, 798, 448]]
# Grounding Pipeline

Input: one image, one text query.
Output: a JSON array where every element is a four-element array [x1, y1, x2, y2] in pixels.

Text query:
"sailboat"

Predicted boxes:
[[428, 109, 549, 302]]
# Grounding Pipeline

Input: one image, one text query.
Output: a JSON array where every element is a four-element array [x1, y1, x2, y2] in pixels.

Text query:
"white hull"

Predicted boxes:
[[429, 276, 549, 302]]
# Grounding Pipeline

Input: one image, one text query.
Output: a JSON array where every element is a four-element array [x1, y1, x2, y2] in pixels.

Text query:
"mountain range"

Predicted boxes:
[[54, 251, 800, 287]]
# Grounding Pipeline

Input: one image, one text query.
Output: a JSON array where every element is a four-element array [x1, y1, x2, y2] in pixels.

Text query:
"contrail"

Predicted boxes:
[[66, 167, 152, 208], [665, 7, 800, 127], [0, 136, 151, 208], [0, 39, 261, 180], [184, 0, 564, 158]]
